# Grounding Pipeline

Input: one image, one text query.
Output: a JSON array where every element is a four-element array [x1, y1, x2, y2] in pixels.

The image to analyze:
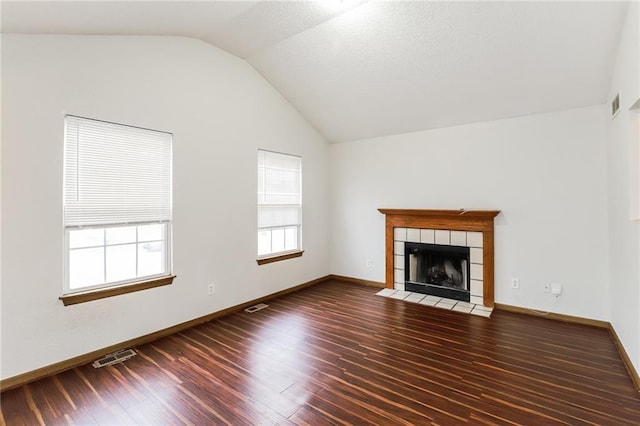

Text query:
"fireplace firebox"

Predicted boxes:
[[404, 242, 471, 302]]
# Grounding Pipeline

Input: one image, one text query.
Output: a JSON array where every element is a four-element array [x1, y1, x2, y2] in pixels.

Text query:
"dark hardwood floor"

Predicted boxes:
[[2, 279, 640, 425]]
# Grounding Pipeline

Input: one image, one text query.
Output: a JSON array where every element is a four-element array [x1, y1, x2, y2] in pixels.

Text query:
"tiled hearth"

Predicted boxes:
[[375, 287, 493, 317]]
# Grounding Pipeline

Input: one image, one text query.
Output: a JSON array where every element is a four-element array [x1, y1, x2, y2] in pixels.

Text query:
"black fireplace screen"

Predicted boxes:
[[405, 242, 470, 301]]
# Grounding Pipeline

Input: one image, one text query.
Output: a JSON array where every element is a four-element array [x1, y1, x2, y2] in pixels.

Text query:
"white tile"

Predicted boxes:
[[394, 282, 405, 291], [394, 241, 404, 255], [471, 308, 491, 317], [394, 269, 405, 284], [390, 290, 412, 300], [394, 228, 407, 241], [407, 228, 421, 242], [450, 231, 466, 246], [470, 247, 483, 264], [420, 229, 435, 244], [452, 305, 473, 314], [471, 264, 483, 280], [434, 300, 454, 309], [467, 231, 483, 248], [379, 287, 484, 317], [418, 297, 439, 306], [470, 279, 483, 297], [394, 255, 404, 270], [406, 293, 426, 303], [470, 295, 484, 305], [435, 230, 450, 245], [473, 304, 493, 312]]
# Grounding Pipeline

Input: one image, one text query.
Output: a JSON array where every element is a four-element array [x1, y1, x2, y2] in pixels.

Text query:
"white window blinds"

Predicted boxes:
[[257, 150, 301, 230], [64, 115, 172, 228]]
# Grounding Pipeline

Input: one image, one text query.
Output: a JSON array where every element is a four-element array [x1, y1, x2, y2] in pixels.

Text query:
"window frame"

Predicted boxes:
[[63, 222, 172, 295], [257, 149, 303, 263], [61, 115, 174, 304]]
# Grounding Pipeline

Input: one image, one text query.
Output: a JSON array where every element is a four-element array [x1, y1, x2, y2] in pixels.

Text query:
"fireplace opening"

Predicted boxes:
[[405, 242, 471, 302]]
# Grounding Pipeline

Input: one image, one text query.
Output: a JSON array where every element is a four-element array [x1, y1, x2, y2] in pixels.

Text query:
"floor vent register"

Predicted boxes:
[[92, 348, 137, 368], [244, 303, 269, 313]]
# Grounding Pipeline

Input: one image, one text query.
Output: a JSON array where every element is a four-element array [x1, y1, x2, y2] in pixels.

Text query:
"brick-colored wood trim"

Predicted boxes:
[[2, 274, 331, 392], [59, 275, 176, 306], [379, 208, 500, 307], [609, 324, 640, 392], [482, 228, 495, 307], [378, 209, 501, 220], [329, 274, 386, 288], [494, 303, 610, 328], [256, 250, 304, 265]]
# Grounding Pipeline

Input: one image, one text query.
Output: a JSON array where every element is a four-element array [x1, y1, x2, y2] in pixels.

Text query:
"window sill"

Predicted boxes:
[[59, 275, 176, 306], [257, 250, 304, 265]]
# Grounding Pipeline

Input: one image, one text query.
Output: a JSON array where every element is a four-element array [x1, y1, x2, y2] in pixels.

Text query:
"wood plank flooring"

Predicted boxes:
[[2, 279, 640, 425]]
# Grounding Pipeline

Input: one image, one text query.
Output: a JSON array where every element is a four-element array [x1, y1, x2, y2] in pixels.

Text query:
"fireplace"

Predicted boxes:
[[405, 242, 471, 302], [379, 209, 500, 307]]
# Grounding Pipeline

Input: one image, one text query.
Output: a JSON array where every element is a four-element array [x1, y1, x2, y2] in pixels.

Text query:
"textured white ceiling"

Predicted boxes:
[[1, 1, 629, 143]]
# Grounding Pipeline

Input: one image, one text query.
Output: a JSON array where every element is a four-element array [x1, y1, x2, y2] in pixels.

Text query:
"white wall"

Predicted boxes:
[[0, 34, 3, 377], [606, 2, 640, 373], [0, 35, 330, 380], [330, 106, 610, 321]]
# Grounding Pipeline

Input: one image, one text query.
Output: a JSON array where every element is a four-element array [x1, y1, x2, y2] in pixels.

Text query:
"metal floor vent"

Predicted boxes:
[[92, 349, 137, 368], [244, 303, 269, 313]]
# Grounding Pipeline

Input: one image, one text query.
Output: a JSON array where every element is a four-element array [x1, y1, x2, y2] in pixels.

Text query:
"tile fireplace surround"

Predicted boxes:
[[378, 209, 500, 307]]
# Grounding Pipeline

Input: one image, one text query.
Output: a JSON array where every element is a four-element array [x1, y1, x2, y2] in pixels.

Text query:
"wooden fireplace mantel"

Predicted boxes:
[[378, 209, 500, 307]]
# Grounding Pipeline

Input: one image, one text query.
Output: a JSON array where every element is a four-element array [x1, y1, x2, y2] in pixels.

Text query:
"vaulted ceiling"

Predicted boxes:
[[1, 1, 629, 142]]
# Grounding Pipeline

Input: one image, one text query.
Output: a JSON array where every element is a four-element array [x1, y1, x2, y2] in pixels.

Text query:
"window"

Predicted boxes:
[[63, 115, 173, 296], [257, 150, 302, 260]]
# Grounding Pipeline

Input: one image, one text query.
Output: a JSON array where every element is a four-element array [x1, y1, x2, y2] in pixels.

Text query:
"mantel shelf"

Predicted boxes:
[[378, 209, 500, 219]]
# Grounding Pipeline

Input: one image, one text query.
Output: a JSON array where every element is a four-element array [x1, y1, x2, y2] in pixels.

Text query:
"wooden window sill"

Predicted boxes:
[[59, 275, 176, 306], [257, 250, 304, 265]]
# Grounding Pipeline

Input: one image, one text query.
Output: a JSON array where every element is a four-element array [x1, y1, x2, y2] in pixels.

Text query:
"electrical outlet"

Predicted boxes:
[[551, 282, 562, 296], [208, 283, 215, 296], [366, 259, 372, 268], [543, 283, 551, 293], [511, 278, 520, 289]]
